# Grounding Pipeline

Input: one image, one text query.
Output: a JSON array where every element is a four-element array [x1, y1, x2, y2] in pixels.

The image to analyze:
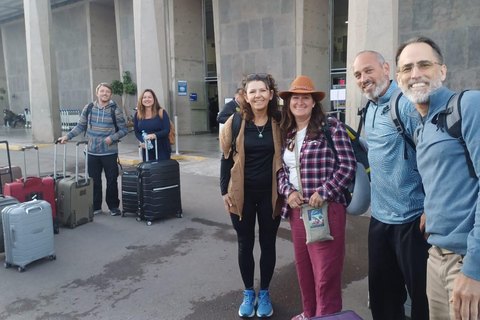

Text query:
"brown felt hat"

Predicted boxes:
[[279, 76, 326, 101]]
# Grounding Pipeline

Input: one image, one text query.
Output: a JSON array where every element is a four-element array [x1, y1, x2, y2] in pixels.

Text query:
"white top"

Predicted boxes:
[[283, 126, 307, 191]]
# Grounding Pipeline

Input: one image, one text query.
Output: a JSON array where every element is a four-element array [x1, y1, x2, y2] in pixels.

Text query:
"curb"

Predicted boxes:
[[0, 143, 53, 151]]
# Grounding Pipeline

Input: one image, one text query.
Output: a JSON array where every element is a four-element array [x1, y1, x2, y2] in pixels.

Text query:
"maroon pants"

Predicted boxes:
[[289, 202, 346, 318]]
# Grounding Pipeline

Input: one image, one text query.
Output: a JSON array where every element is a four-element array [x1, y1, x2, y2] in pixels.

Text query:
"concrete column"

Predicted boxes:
[[0, 32, 8, 125], [87, 3, 120, 103], [133, 0, 170, 110], [24, 0, 61, 142], [345, 0, 399, 128], [296, 0, 330, 105], [114, 0, 137, 118]]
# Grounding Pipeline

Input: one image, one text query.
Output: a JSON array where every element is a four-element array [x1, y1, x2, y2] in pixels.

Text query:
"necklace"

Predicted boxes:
[[256, 124, 265, 138]]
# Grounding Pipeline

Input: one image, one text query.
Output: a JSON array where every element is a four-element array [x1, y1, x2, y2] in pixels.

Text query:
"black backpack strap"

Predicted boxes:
[[110, 105, 119, 133], [389, 88, 416, 159], [230, 112, 242, 156], [356, 100, 369, 138], [445, 90, 475, 178], [84, 103, 94, 136]]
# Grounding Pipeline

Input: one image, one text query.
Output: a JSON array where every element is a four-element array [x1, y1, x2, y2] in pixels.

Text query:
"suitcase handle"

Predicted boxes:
[[0, 140, 14, 193], [144, 138, 159, 162], [25, 204, 43, 214], [10, 226, 15, 246], [21, 145, 41, 184], [75, 141, 89, 186], [53, 140, 67, 180]]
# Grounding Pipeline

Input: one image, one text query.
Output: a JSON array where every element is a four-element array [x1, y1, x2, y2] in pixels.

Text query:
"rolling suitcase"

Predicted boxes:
[[55, 141, 94, 228], [3, 145, 59, 234], [121, 144, 142, 217], [0, 140, 22, 193], [309, 310, 363, 320], [0, 195, 20, 254], [137, 139, 183, 225], [2, 199, 56, 272]]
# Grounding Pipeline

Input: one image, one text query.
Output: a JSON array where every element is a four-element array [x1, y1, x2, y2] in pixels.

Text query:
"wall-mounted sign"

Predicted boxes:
[[189, 93, 197, 101], [178, 80, 187, 96]]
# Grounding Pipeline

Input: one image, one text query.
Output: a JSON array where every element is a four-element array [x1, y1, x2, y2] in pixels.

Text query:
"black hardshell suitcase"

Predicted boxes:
[[121, 170, 139, 216], [0, 195, 20, 254], [137, 139, 182, 225], [121, 144, 141, 217]]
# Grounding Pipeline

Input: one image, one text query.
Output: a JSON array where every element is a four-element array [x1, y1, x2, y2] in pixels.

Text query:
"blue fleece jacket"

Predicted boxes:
[[67, 100, 128, 155], [365, 81, 424, 224], [414, 87, 480, 281]]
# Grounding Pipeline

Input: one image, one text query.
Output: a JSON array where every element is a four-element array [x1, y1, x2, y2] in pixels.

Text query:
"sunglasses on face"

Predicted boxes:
[[397, 60, 443, 75]]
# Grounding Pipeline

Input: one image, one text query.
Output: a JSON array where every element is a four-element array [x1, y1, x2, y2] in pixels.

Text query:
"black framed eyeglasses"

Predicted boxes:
[[397, 60, 443, 74]]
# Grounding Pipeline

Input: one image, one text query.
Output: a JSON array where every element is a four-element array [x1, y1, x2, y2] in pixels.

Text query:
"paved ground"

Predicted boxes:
[[0, 126, 373, 320]]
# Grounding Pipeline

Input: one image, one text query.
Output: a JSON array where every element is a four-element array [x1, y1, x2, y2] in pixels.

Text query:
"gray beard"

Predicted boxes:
[[364, 78, 389, 101], [401, 77, 443, 104]]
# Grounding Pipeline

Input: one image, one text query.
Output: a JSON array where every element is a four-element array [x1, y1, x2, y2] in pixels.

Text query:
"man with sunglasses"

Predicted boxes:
[[352, 51, 429, 320], [396, 36, 480, 320]]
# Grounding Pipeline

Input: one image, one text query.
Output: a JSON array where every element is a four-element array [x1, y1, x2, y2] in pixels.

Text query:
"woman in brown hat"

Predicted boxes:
[[219, 74, 283, 318], [277, 76, 357, 319]]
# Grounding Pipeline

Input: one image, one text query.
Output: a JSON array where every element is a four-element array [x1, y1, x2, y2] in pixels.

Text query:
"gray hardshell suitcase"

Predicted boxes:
[[2, 200, 56, 272], [55, 141, 94, 228], [0, 195, 20, 254]]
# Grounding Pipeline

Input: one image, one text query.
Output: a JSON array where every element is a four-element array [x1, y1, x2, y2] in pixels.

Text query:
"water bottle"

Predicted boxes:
[[142, 130, 153, 150]]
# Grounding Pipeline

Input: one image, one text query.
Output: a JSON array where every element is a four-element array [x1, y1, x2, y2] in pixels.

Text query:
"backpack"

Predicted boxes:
[[231, 112, 242, 156], [85, 103, 119, 134], [434, 90, 476, 178], [357, 88, 416, 159], [322, 118, 371, 216], [160, 109, 175, 145]]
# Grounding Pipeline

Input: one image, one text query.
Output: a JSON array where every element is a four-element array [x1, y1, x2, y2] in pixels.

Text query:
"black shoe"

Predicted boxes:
[[110, 208, 121, 216]]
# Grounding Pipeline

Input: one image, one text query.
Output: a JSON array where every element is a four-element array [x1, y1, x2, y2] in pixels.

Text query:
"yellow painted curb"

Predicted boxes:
[[0, 143, 53, 151]]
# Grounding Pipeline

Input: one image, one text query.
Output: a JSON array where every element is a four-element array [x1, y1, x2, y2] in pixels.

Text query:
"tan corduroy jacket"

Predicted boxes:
[[219, 114, 284, 220]]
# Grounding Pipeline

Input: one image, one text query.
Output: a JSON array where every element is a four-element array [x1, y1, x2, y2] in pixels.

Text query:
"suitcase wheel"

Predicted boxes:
[[146, 221, 152, 226], [121, 211, 126, 217], [18, 266, 25, 273], [4, 262, 11, 269], [136, 217, 142, 222], [177, 212, 183, 218], [49, 255, 56, 261]]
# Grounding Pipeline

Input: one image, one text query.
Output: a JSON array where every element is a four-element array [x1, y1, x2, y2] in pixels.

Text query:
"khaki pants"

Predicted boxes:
[[426, 246, 464, 320]]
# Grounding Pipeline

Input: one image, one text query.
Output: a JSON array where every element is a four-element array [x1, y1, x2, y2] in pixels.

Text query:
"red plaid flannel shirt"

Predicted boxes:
[[277, 117, 357, 218]]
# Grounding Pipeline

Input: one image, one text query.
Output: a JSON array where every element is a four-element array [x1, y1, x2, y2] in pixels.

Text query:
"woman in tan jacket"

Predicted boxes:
[[219, 74, 283, 318]]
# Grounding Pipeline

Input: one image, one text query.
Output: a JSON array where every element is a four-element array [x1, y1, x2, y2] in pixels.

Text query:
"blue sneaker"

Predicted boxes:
[[238, 289, 256, 318], [256, 290, 273, 317]]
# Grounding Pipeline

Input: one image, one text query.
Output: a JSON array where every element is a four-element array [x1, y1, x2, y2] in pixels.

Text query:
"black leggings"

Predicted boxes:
[[230, 189, 281, 290]]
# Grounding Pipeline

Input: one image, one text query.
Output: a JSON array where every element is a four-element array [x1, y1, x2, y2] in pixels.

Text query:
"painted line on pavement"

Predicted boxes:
[[0, 143, 53, 151]]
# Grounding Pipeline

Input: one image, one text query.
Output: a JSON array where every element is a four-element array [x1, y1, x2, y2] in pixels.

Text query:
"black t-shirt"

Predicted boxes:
[[244, 119, 274, 191]]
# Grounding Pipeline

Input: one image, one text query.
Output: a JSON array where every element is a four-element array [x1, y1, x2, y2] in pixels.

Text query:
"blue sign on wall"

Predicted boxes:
[[189, 93, 197, 101], [178, 80, 187, 96]]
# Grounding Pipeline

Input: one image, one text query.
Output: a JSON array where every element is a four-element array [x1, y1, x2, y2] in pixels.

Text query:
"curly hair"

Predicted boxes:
[[239, 74, 281, 123]]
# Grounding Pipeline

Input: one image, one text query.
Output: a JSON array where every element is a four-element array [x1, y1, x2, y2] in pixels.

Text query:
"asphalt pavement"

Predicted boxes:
[[0, 126, 373, 320]]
